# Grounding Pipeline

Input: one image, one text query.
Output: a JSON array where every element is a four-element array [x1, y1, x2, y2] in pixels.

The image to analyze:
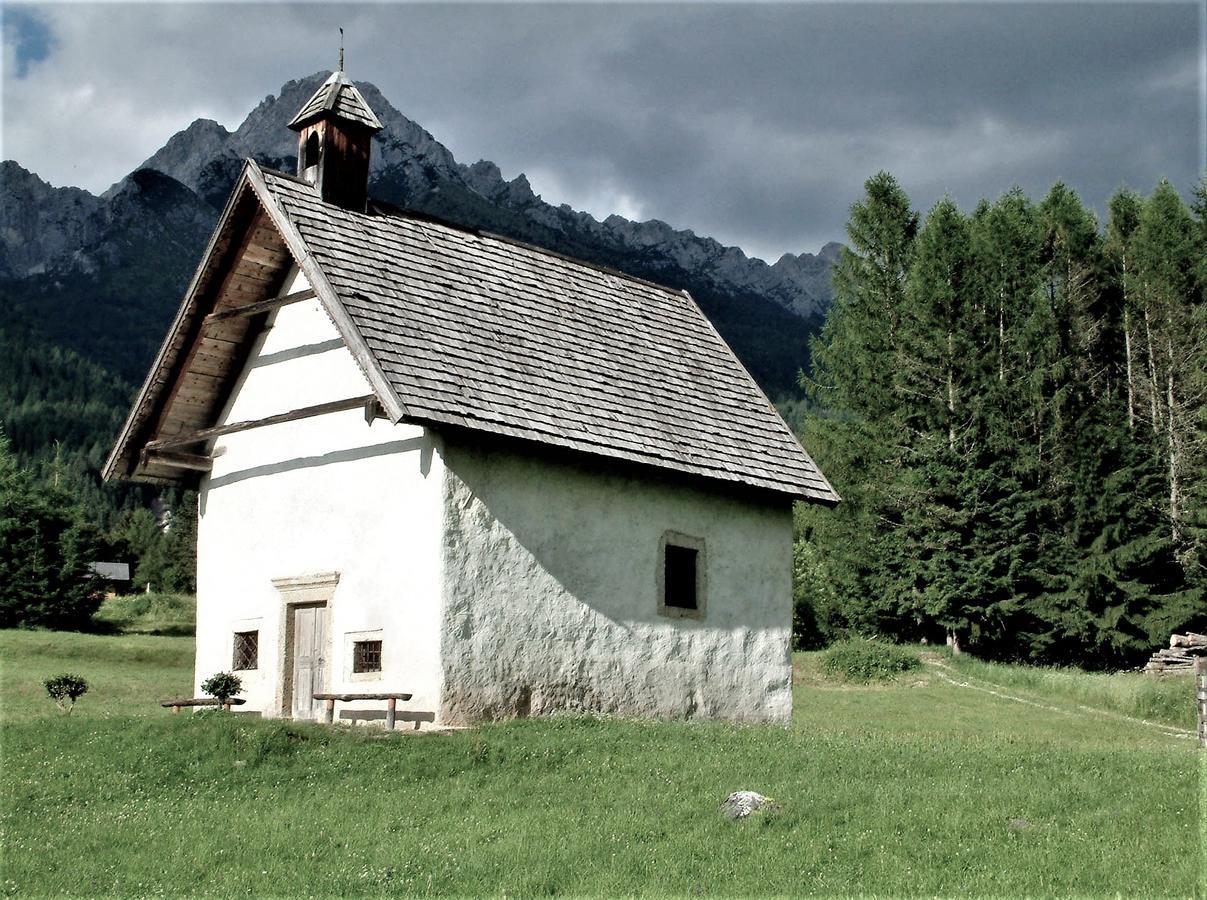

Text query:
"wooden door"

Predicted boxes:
[[290, 603, 328, 720]]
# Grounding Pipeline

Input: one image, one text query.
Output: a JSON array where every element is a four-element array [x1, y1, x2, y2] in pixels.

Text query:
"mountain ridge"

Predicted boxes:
[[1, 70, 839, 397], [131, 72, 840, 321]]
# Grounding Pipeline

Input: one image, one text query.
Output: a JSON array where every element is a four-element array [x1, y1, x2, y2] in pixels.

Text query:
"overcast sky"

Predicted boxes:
[[3, 2, 1204, 261]]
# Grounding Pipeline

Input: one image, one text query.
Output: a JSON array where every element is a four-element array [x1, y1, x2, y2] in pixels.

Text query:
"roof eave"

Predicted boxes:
[[102, 161, 259, 482], [287, 110, 383, 133], [675, 288, 841, 507]]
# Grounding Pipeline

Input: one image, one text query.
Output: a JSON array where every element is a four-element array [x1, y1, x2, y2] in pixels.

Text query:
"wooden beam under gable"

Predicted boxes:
[[203, 288, 317, 325], [140, 450, 214, 472], [145, 205, 294, 456], [145, 395, 377, 451], [140, 198, 261, 437]]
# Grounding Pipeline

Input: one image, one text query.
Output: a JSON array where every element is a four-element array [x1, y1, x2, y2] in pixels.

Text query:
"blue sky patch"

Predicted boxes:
[[4, 6, 54, 78]]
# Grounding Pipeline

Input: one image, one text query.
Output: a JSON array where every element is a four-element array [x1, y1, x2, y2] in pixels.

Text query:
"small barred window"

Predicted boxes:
[[352, 640, 382, 673], [232, 631, 258, 671]]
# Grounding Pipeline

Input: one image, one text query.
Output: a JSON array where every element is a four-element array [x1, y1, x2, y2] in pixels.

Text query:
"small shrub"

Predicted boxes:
[[822, 639, 920, 683], [200, 672, 242, 707], [44, 673, 89, 713]]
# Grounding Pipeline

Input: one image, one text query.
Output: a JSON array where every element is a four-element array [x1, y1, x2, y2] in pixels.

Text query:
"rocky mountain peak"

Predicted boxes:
[[0, 161, 103, 277], [2, 71, 840, 395], [127, 119, 231, 200]]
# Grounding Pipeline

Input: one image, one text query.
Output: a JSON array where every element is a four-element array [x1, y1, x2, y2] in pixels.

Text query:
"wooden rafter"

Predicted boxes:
[[145, 394, 376, 452], [140, 450, 214, 472], [202, 288, 317, 326]]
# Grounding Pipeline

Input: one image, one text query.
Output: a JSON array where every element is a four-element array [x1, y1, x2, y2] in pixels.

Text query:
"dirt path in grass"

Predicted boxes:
[[921, 657, 1196, 741]]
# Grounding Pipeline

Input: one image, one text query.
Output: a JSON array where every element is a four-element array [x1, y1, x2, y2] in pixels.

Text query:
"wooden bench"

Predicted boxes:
[[161, 697, 247, 713], [312, 692, 413, 729]]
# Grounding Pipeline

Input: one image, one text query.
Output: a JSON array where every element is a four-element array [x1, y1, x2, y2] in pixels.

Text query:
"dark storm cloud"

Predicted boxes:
[[3, 2, 1201, 261]]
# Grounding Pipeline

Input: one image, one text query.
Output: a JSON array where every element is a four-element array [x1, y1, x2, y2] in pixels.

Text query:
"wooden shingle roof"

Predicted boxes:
[[261, 168, 836, 502], [105, 161, 837, 503], [287, 71, 383, 132]]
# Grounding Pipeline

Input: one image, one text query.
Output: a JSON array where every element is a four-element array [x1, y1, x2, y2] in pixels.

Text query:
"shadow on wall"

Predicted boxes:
[[443, 436, 791, 631], [206, 437, 432, 492]]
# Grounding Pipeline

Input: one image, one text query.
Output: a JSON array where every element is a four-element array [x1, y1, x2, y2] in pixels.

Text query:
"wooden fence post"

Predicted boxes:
[[1195, 657, 1207, 748]]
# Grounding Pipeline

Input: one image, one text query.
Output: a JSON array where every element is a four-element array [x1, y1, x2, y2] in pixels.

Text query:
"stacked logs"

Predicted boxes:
[[1143, 633, 1207, 676]]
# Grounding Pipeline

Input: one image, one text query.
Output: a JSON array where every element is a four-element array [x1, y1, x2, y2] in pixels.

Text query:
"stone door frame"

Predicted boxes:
[[272, 572, 340, 718]]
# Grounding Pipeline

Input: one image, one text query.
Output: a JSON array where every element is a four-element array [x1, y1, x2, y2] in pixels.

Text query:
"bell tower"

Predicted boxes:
[[287, 66, 383, 212]]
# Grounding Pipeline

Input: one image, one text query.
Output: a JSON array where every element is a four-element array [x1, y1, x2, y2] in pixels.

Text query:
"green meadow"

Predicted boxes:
[[0, 624, 1201, 897]]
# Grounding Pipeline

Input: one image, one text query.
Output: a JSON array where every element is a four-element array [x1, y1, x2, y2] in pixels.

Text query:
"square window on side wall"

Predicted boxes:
[[232, 631, 259, 671], [658, 531, 706, 620]]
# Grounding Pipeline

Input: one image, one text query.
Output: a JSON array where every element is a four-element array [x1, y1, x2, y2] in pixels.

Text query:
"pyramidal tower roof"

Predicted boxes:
[[287, 70, 383, 132]]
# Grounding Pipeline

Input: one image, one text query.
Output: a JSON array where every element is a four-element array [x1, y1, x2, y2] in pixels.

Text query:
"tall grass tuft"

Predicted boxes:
[[948, 655, 1196, 730]]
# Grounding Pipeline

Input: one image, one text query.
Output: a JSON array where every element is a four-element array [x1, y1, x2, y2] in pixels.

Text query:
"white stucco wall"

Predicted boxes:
[[195, 268, 445, 725], [438, 440, 795, 723], [194, 268, 795, 726]]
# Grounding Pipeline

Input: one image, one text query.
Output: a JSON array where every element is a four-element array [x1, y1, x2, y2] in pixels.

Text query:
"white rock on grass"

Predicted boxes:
[[720, 791, 776, 820]]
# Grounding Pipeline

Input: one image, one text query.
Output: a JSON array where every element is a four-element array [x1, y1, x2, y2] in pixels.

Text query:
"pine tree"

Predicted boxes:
[[797, 173, 919, 640], [891, 197, 979, 651], [1130, 181, 1203, 565], [963, 191, 1047, 656], [1185, 177, 1207, 586]]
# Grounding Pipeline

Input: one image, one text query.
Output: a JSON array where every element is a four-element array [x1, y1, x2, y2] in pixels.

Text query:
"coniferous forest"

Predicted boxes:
[[795, 173, 1207, 667], [2, 167, 1204, 662], [0, 305, 199, 612]]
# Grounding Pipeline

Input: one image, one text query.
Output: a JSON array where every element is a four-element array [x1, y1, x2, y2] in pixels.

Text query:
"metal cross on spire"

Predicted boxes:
[[339, 27, 345, 72]]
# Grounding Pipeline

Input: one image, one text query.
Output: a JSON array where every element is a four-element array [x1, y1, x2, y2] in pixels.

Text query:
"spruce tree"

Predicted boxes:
[[798, 172, 918, 639], [891, 198, 979, 651], [964, 191, 1047, 656], [1131, 181, 1203, 565]]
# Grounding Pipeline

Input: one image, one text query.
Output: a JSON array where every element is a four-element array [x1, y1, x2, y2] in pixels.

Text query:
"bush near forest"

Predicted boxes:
[[821, 639, 921, 682]]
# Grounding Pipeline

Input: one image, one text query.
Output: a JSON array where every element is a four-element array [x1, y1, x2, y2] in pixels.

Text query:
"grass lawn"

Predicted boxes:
[[1, 630, 1202, 897], [945, 652, 1198, 731], [92, 592, 197, 638], [0, 629, 193, 722]]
